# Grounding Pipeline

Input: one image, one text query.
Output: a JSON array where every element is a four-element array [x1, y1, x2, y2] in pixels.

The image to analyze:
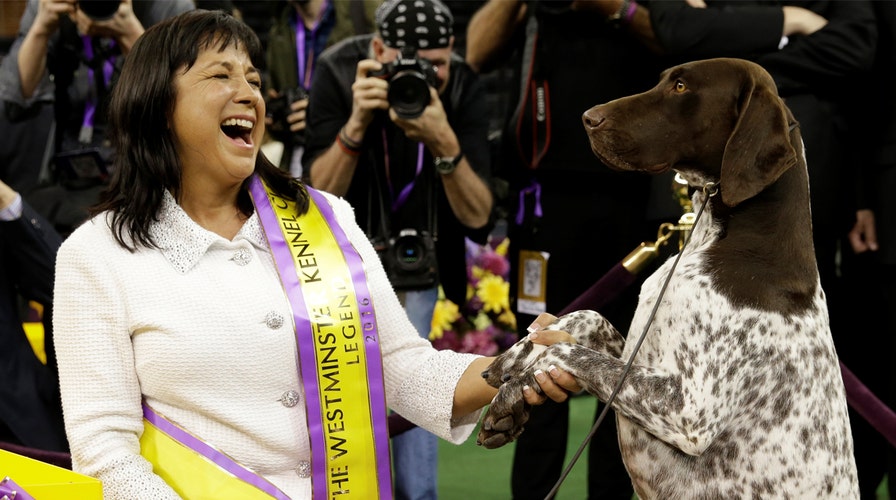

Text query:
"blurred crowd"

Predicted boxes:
[[0, 1, 893, 499]]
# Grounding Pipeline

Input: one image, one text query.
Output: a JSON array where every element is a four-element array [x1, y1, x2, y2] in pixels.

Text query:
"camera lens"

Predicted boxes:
[[388, 70, 431, 119], [393, 235, 426, 271], [78, 0, 121, 20]]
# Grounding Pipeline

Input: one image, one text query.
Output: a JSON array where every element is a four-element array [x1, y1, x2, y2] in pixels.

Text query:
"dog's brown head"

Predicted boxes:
[[582, 58, 798, 207]]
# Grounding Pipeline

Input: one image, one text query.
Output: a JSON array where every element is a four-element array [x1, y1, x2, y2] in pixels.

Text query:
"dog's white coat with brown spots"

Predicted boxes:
[[477, 58, 859, 499]]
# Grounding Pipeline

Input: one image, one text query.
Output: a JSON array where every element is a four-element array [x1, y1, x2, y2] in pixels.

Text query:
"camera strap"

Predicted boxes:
[[367, 128, 438, 242], [79, 36, 116, 145], [383, 130, 425, 213], [510, 11, 551, 171]]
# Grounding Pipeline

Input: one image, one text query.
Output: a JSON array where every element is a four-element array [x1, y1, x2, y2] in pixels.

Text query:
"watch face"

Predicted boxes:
[[435, 159, 451, 173], [435, 155, 459, 174]]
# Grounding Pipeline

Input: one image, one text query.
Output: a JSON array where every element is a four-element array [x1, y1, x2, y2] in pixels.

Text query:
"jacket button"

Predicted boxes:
[[295, 460, 311, 478], [231, 248, 252, 266], [279, 390, 300, 408], [265, 311, 284, 330]]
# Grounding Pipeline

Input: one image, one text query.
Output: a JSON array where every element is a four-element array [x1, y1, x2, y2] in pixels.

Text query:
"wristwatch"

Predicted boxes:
[[434, 152, 463, 175]]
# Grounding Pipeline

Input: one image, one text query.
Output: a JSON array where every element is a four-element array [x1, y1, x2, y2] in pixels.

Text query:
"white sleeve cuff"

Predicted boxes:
[[0, 193, 23, 221]]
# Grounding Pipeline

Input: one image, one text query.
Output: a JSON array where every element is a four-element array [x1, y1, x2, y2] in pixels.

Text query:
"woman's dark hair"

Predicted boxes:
[[94, 9, 308, 250]]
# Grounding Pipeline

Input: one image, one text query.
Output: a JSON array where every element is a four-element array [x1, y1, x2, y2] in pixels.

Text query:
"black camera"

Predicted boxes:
[[370, 47, 438, 120], [375, 229, 439, 290], [267, 86, 309, 145], [78, 0, 121, 20]]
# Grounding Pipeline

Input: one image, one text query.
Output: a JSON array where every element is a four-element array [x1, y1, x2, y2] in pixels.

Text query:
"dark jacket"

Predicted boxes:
[[0, 200, 66, 451]]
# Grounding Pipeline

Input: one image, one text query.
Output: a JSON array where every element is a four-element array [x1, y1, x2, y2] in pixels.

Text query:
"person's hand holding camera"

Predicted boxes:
[[32, 0, 77, 37], [390, 85, 460, 160], [265, 87, 310, 145], [20, 0, 79, 99], [352, 51, 458, 160], [342, 59, 391, 142], [73, 0, 145, 54]]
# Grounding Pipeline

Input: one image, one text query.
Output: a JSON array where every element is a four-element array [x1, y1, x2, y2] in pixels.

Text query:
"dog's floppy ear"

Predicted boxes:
[[720, 79, 798, 207]]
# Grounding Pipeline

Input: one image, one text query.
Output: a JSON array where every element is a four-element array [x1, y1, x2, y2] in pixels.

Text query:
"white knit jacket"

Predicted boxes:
[[53, 189, 482, 499]]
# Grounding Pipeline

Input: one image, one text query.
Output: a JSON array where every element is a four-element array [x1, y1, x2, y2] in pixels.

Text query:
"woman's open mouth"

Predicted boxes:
[[221, 117, 255, 147]]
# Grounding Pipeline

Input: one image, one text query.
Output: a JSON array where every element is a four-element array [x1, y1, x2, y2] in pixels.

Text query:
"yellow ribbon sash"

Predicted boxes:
[[249, 177, 392, 499], [140, 404, 288, 499]]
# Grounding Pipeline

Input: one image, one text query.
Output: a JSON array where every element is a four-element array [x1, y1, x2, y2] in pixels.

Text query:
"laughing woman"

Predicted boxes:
[[51, 9, 575, 500]]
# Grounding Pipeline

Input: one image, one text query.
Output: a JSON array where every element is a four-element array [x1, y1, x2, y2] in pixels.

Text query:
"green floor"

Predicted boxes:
[[437, 395, 891, 499], [437, 395, 596, 499]]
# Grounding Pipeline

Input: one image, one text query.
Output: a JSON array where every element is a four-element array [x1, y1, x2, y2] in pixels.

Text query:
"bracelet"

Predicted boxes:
[[339, 127, 363, 150], [335, 127, 362, 156], [336, 134, 361, 156], [608, 0, 637, 27]]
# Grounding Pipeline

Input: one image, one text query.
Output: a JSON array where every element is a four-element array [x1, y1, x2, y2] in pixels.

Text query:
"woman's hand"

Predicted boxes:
[[522, 313, 583, 405]]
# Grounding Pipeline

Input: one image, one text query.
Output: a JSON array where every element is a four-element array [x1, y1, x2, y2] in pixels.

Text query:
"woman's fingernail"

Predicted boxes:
[[527, 332, 538, 341], [534, 369, 546, 383], [523, 385, 532, 395], [526, 321, 541, 334], [548, 365, 559, 378]]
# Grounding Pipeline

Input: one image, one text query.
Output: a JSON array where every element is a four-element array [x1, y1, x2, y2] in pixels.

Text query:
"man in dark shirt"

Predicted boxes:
[[303, 1, 493, 498]]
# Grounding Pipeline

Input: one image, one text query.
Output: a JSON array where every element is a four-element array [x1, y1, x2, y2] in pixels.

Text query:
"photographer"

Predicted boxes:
[[303, 0, 493, 497], [265, 0, 382, 176], [0, 0, 193, 236]]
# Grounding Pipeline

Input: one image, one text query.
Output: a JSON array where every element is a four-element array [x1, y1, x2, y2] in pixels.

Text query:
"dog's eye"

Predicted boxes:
[[674, 80, 687, 93]]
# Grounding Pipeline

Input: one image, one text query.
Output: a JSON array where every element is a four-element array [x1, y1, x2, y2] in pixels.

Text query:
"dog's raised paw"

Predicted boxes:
[[477, 382, 531, 448], [477, 413, 527, 448], [477, 428, 518, 449]]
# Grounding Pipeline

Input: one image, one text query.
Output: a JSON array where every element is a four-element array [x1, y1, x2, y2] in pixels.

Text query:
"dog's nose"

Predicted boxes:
[[582, 108, 605, 130], [480, 370, 490, 379]]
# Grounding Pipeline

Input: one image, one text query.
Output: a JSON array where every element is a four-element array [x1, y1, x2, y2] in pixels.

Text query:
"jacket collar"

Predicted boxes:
[[148, 190, 267, 274]]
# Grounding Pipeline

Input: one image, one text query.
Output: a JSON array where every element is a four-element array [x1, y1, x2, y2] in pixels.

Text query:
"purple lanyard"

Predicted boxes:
[[516, 180, 544, 225], [80, 36, 115, 143], [381, 128, 424, 212], [294, 0, 329, 88]]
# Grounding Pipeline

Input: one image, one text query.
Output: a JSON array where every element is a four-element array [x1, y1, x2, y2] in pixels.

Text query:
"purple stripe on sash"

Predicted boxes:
[[0, 476, 37, 500], [306, 188, 393, 498], [248, 177, 327, 498], [142, 405, 290, 500]]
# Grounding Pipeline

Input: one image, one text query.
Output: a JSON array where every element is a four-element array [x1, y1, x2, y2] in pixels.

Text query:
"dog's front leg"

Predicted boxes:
[[480, 310, 624, 389], [477, 342, 687, 452], [477, 340, 612, 449]]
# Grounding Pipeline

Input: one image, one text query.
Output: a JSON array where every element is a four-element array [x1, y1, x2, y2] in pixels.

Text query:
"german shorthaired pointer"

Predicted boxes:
[[477, 58, 859, 499]]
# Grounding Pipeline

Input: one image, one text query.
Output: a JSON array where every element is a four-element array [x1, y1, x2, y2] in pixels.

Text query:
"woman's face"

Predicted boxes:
[[170, 42, 264, 189]]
